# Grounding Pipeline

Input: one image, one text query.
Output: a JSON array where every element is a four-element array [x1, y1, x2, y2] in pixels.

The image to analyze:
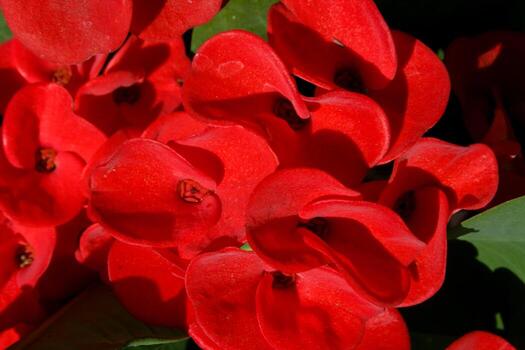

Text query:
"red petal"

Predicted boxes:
[[386, 138, 498, 211], [3, 84, 106, 168], [183, 30, 309, 125], [380, 187, 450, 306], [1, 0, 132, 65], [372, 31, 450, 162], [300, 91, 390, 186], [88, 138, 221, 247], [186, 249, 273, 350], [108, 240, 187, 328], [446, 331, 515, 350], [357, 308, 410, 350], [130, 0, 222, 41], [256, 266, 381, 350], [75, 223, 114, 280], [299, 198, 424, 305], [279, 0, 396, 88], [247, 168, 359, 273]]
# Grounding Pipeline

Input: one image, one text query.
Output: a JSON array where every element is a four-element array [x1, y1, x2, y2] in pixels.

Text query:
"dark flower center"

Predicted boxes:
[[394, 191, 417, 221], [51, 66, 73, 86], [35, 148, 57, 173], [271, 271, 296, 289], [15, 244, 34, 268], [273, 98, 310, 131], [177, 179, 211, 204], [297, 217, 329, 238], [333, 68, 367, 94], [112, 85, 141, 105]]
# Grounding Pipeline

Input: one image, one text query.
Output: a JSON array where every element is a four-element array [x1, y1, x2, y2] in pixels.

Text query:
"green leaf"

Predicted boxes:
[[451, 196, 525, 283], [10, 285, 186, 350], [0, 10, 12, 43], [191, 0, 279, 52]]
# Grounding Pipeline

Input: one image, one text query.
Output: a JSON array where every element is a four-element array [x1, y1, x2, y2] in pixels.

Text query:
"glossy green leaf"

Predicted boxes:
[[0, 10, 12, 42], [191, 0, 279, 52], [10, 285, 186, 350], [450, 196, 525, 283]]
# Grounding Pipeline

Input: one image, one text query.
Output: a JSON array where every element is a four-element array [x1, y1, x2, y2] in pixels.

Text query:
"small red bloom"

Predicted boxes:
[[247, 168, 425, 305], [186, 248, 398, 350], [268, 3, 450, 161], [75, 36, 190, 135], [87, 118, 278, 257], [0, 0, 133, 65], [376, 138, 498, 305], [0, 84, 106, 226]]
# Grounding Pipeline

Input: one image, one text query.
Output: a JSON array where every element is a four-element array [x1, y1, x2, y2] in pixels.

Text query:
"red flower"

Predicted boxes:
[[0, 84, 106, 226], [0, 0, 133, 64], [267, 1, 450, 161], [87, 114, 278, 258], [183, 31, 391, 186], [247, 168, 425, 305], [446, 331, 515, 350], [374, 138, 498, 305], [186, 248, 409, 350], [0, 210, 55, 344], [75, 35, 190, 135]]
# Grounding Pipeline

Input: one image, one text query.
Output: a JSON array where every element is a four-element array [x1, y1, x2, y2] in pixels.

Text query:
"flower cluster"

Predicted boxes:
[[0, 0, 510, 349]]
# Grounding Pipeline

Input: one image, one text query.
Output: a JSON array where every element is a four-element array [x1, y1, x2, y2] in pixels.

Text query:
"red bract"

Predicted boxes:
[[186, 248, 402, 350], [0, 211, 55, 341], [183, 31, 391, 184], [88, 121, 278, 257], [10, 39, 106, 97], [446, 331, 515, 350], [75, 36, 190, 135], [0, 84, 106, 226], [130, 0, 223, 41], [0, 0, 132, 65], [278, 0, 397, 88], [247, 168, 425, 305], [268, 3, 450, 161], [108, 240, 188, 329], [376, 138, 498, 305], [76, 224, 114, 281]]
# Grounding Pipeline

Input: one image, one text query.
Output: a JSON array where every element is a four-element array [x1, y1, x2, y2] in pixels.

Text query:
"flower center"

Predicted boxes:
[[394, 191, 417, 221], [333, 68, 367, 94], [177, 179, 211, 204], [15, 244, 34, 268], [297, 217, 329, 238], [271, 271, 296, 289], [51, 66, 73, 86], [112, 85, 141, 105], [273, 98, 310, 131], [35, 148, 57, 173]]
